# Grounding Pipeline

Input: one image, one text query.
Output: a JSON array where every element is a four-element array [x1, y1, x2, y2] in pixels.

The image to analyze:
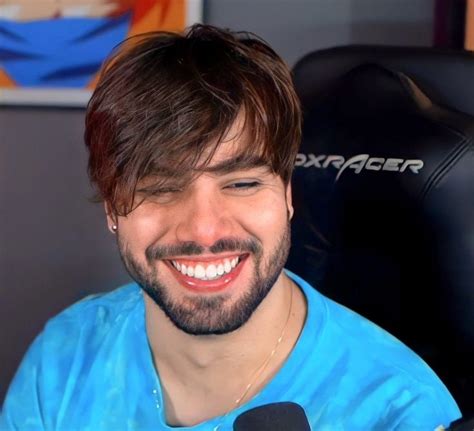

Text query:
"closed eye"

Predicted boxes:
[[226, 181, 261, 189], [136, 187, 182, 203], [150, 188, 181, 195]]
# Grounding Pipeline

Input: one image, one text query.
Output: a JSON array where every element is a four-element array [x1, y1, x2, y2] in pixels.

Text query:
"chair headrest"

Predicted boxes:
[[322, 63, 433, 116], [293, 45, 474, 116]]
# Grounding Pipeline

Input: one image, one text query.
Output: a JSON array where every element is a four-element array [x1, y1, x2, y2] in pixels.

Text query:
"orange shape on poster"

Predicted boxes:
[[0, 69, 16, 88], [87, 0, 186, 88]]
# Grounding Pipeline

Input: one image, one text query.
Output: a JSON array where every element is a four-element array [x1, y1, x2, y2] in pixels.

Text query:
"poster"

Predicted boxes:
[[0, 0, 202, 106]]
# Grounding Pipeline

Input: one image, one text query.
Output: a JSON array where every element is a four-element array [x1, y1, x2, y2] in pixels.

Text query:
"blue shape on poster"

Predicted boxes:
[[0, 12, 131, 87]]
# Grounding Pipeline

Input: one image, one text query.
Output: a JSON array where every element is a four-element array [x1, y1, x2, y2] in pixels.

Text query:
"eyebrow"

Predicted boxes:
[[198, 155, 271, 175]]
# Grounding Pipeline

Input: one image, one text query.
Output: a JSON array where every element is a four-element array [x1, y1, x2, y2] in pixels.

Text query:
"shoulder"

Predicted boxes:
[[28, 282, 142, 361], [289, 269, 445, 383], [39, 283, 142, 356], [1, 283, 143, 429], [286, 270, 461, 426], [47, 282, 138, 327]]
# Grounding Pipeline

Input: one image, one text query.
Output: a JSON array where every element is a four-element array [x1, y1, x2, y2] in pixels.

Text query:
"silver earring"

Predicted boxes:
[[111, 225, 117, 233]]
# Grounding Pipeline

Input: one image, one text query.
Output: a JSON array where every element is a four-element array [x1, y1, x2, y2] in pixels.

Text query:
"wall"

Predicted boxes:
[[205, 0, 434, 65], [0, 0, 435, 402]]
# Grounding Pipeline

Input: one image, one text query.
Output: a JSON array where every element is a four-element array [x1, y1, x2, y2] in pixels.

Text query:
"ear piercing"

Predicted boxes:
[[111, 225, 117, 233]]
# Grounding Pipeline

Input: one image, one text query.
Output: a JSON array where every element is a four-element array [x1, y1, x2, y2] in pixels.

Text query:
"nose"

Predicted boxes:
[[174, 187, 234, 248]]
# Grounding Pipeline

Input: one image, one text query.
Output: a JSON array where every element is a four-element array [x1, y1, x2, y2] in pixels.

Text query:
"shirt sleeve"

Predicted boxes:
[[391, 385, 462, 431], [0, 334, 46, 431]]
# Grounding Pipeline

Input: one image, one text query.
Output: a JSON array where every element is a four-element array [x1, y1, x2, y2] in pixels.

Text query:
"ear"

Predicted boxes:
[[104, 201, 118, 234], [285, 182, 294, 221]]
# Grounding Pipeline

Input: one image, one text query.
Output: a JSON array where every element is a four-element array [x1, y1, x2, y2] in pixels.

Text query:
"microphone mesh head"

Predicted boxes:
[[233, 402, 311, 431]]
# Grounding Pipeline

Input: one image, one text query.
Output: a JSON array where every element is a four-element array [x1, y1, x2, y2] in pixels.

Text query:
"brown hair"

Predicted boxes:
[[85, 24, 301, 216]]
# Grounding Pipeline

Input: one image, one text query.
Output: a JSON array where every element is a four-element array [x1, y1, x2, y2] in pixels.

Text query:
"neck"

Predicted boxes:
[[146, 272, 297, 375], [144, 272, 307, 426]]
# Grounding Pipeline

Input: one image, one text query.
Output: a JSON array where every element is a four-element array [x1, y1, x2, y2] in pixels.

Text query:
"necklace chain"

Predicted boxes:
[[233, 282, 294, 409]]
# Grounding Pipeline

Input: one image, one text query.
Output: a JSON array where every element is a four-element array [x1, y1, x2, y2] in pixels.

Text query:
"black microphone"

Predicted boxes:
[[233, 402, 311, 430]]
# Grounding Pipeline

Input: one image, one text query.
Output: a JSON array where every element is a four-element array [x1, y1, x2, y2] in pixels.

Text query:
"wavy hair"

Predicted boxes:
[[85, 24, 302, 215]]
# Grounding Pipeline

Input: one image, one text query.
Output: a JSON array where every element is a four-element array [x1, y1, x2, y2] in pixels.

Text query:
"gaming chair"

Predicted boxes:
[[287, 46, 474, 415]]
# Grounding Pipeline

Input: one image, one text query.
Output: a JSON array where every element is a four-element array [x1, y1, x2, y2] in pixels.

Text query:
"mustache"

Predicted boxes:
[[145, 237, 262, 262]]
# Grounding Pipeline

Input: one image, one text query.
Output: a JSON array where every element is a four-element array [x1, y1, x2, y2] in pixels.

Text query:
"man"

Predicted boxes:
[[0, 24, 462, 430]]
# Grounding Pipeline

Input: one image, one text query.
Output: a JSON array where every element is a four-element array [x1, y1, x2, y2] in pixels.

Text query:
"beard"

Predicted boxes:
[[117, 224, 291, 336]]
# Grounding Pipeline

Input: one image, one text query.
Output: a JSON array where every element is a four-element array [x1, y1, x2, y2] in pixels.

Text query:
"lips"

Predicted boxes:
[[165, 254, 248, 293]]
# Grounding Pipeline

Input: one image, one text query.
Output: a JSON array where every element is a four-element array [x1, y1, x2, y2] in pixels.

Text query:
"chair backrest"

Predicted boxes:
[[287, 46, 474, 415]]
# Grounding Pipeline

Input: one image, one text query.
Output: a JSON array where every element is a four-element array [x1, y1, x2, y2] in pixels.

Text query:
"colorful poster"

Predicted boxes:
[[0, 0, 202, 105]]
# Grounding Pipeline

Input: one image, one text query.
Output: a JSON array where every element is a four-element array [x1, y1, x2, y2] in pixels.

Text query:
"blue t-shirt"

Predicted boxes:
[[0, 271, 462, 430]]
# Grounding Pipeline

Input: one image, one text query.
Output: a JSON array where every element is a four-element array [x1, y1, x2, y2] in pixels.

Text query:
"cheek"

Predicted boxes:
[[236, 194, 289, 238], [119, 205, 169, 250]]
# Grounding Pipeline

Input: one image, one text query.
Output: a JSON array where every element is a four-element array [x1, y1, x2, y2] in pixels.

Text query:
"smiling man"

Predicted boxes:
[[0, 25, 462, 430]]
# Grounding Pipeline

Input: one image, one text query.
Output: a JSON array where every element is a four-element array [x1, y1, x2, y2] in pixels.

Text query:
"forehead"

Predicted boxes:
[[197, 112, 253, 166], [182, 112, 271, 175], [172, 144, 271, 184], [197, 141, 268, 174], [196, 110, 274, 174]]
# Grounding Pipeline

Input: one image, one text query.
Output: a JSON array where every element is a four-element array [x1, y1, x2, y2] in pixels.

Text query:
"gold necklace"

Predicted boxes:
[[233, 282, 294, 409]]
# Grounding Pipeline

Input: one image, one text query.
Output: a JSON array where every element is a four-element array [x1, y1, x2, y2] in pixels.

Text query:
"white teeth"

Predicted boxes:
[[194, 265, 206, 279], [206, 264, 217, 278], [171, 257, 241, 280]]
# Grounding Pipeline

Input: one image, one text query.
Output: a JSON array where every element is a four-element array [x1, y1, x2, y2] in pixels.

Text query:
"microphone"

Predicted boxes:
[[233, 402, 311, 430]]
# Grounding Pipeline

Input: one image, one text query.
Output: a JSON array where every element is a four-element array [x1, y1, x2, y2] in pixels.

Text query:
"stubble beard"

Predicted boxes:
[[118, 224, 291, 336]]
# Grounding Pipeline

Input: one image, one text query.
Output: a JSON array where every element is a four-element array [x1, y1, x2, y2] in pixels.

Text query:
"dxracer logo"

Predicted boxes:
[[295, 153, 424, 181]]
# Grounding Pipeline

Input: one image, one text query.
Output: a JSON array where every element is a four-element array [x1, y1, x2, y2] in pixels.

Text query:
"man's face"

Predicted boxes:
[[108, 125, 294, 336]]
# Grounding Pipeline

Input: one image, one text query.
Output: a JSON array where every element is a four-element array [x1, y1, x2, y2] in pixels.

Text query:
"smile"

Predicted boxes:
[[169, 256, 242, 281]]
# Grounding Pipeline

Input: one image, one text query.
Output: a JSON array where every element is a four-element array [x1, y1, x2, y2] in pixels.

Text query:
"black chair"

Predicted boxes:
[[287, 46, 474, 416]]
